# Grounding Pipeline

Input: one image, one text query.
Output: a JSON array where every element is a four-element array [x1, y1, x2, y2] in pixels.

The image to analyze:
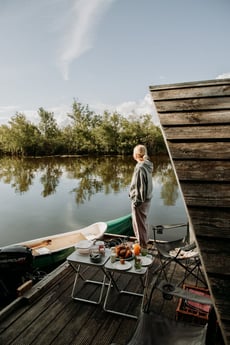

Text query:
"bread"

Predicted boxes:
[[115, 244, 132, 259]]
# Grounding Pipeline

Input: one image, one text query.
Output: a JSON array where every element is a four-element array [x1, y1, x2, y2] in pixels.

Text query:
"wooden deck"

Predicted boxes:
[[0, 245, 222, 345], [149, 78, 230, 345]]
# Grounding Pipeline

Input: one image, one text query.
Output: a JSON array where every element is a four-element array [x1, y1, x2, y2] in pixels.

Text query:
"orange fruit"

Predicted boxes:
[[133, 243, 141, 256]]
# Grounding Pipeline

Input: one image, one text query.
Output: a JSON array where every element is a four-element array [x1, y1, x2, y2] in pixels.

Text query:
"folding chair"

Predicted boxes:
[[125, 285, 224, 345], [111, 285, 224, 345], [155, 240, 207, 287], [126, 312, 208, 345]]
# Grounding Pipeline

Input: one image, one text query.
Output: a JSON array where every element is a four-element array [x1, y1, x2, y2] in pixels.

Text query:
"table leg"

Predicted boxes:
[[103, 271, 149, 319], [70, 263, 107, 305]]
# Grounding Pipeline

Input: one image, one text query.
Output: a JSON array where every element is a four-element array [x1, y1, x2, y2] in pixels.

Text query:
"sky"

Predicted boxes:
[[0, 0, 229, 126]]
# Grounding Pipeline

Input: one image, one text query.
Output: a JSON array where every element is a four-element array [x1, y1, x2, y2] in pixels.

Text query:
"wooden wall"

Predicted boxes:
[[150, 79, 230, 345]]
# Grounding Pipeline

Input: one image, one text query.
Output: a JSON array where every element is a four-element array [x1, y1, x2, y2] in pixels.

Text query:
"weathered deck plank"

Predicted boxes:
[[0, 267, 73, 344], [0, 252, 216, 345], [0, 263, 140, 345]]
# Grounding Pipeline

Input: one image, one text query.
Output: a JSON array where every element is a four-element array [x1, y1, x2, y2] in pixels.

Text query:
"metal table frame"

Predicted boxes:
[[67, 249, 110, 305], [103, 258, 152, 319]]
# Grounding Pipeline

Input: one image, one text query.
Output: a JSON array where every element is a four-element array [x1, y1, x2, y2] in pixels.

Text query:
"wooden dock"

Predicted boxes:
[[0, 248, 222, 345]]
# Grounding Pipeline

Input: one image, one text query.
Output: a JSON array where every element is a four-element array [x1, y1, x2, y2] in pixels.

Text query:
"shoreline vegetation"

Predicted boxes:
[[0, 100, 166, 157]]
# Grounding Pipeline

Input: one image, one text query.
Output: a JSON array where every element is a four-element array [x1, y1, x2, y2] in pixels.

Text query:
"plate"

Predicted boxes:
[[113, 261, 132, 271], [76, 249, 91, 255], [169, 249, 198, 259], [115, 254, 134, 261], [76, 240, 93, 249], [138, 255, 153, 266]]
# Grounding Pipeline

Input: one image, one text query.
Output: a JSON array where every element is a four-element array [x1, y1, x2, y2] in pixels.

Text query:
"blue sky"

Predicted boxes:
[[0, 0, 229, 126]]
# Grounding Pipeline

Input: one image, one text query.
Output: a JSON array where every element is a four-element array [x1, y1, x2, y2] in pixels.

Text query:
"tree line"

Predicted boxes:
[[0, 100, 166, 157]]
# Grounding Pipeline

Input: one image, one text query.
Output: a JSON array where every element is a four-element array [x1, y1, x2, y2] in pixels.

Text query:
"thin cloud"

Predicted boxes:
[[0, 106, 20, 125], [216, 73, 230, 79], [92, 94, 159, 125], [0, 94, 159, 126], [58, 0, 114, 80], [0, 105, 19, 113]]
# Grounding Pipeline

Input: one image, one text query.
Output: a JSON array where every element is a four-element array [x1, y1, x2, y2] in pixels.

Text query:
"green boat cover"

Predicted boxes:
[[106, 214, 135, 237]]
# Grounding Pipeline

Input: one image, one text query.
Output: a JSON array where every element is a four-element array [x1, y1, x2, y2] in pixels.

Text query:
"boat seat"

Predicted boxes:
[[34, 247, 51, 255]]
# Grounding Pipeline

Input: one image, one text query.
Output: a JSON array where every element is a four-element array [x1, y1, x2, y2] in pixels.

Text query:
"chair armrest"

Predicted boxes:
[[157, 280, 212, 305]]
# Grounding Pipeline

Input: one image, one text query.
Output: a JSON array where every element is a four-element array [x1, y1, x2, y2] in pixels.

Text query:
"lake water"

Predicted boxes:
[[0, 155, 188, 246]]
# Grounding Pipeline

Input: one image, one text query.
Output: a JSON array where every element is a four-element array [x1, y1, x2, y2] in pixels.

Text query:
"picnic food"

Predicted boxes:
[[115, 244, 132, 259], [133, 242, 141, 256]]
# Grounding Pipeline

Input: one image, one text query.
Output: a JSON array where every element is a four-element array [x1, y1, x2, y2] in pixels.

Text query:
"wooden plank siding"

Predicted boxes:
[[149, 78, 230, 345]]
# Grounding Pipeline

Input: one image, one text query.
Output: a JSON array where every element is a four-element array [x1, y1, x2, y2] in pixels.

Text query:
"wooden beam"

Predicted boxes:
[[158, 110, 230, 125], [181, 182, 230, 207], [188, 207, 230, 239], [154, 97, 230, 112], [167, 142, 230, 160], [174, 160, 230, 181]]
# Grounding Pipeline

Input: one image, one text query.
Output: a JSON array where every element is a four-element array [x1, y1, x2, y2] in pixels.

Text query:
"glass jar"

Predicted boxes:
[[141, 247, 148, 256], [95, 240, 105, 256], [134, 256, 142, 270], [110, 247, 116, 263]]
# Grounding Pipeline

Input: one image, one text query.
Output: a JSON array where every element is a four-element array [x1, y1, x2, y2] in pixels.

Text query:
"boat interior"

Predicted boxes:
[[21, 222, 107, 256]]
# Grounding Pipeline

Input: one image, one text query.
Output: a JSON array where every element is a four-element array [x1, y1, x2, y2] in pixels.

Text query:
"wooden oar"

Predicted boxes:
[[25, 239, 52, 249]]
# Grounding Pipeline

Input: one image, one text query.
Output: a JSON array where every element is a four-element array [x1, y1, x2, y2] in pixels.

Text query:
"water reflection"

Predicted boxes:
[[40, 162, 62, 197], [0, 155, 178, 206], [0, 157, 35, 193], [0, 155, 188, 246]]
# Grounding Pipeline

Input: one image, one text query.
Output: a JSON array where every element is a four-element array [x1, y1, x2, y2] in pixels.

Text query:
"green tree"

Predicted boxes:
[[0, 101, 166, 156], [38, 108, 62, 155], [1, 113, 41, 156], [38, 107, 59, 138], [92, 111, 123, 154], [67, 100, 95, 153], [0, 124, 12, 154]]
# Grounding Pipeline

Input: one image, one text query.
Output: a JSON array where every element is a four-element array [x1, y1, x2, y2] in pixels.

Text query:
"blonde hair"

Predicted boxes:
[[133, 145, 148, 160]]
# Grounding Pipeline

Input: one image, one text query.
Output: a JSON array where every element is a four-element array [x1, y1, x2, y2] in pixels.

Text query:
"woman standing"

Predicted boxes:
[[129, 145, 153, 248]]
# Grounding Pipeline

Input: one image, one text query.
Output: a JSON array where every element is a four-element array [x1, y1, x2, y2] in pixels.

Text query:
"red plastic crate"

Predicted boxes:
[[176, 284, 211, 323]]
